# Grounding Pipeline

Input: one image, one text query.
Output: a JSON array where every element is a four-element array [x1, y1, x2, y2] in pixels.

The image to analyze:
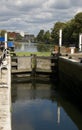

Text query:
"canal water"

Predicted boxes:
[[11, 78, 82, 130]]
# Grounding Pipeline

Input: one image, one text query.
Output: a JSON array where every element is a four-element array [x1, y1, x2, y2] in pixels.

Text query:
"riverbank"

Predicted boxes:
[[14, 51, 51, 56]]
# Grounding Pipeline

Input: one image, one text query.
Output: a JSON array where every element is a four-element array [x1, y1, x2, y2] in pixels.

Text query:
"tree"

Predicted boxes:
[[51, 22, 65, 44], [36, 29, 44, 42], [36, 12, 82, 47], [63, 12, 82, 47], [75, 12, 82, 24], [74, 12, 82, 33], [0, 30, 7, 37], [63, 19, 76, 45], [15, 34, 23, 41], [44, 30, 51, 43]]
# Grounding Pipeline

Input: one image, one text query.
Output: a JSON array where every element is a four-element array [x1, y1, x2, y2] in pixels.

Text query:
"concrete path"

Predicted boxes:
[[62, 52, 82, 62], [0, 56, 11, 130]]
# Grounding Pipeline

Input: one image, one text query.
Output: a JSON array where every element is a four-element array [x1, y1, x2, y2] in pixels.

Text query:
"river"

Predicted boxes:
[[14, 42, 54, 52], [15, 42, 38, 52], [11, 77, 82, 130]]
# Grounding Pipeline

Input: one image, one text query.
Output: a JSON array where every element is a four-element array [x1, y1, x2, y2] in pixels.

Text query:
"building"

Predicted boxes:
[[22, 33, 35, 42]]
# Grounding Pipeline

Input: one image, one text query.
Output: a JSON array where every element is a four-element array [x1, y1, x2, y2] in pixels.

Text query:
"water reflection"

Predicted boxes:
[[15, 42, 54, 52], [12, 78, 82, 130], [15, 42, 37, 52]]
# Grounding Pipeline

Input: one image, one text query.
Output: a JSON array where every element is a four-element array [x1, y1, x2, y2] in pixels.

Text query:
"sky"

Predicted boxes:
[[0, 0, 82, 36]]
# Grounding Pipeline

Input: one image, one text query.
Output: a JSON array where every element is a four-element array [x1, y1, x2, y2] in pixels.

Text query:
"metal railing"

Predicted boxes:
[[0, 49, 10, 70]]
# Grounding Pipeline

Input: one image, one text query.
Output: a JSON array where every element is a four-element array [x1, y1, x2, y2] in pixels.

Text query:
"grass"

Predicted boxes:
[[12, 51, 51, 56]]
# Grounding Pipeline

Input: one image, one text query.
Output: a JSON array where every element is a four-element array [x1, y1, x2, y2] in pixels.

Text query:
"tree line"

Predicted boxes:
[[36, 12, 82, 48]]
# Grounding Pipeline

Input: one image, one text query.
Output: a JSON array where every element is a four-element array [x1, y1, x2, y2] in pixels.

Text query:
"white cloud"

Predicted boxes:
[[0, 0, 82, 35]]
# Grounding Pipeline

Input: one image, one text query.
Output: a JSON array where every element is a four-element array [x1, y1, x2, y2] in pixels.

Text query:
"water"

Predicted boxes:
[[15, 42, 38, 52], [12, 78, 82, 130], [15, 42, 54, 52]]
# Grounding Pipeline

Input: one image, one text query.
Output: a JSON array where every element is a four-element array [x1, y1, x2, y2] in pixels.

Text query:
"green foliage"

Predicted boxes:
[[15, 51, 51, 56], [36, 12, 82, 48], [63, 12, 82, 47], [0, 30, 7, 37], [62, 20, 75, 45], [75, 12, 82, 24], [36, 29, 52, 44], [37, 29, 44, 42], [15, 34, 23, 41], [51, 22, 65, 44], [37, 43, 54, 52], [74, 12, 82, 33], [43, 30, 51, 43]]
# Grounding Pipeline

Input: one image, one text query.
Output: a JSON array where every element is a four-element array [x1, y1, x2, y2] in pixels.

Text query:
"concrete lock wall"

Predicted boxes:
[[17, 56, 52, 72], [36, 57, 51, 71], [59, 57, 82, 97], [59, 57, 82, 81], [17, 56, 32, 71], [11, 55, 58, 77]]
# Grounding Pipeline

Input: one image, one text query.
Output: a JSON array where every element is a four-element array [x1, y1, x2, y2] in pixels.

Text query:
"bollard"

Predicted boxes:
[[80, 59, 82, 63], [69, 56, 72, 59]]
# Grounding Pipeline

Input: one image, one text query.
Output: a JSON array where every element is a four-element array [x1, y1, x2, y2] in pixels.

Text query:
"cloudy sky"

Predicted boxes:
[[0, 0, 82, 36]]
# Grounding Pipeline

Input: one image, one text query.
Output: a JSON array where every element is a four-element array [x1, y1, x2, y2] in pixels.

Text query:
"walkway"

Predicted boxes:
[[0, 55, 11, 130], [62, 52, 82, 62]]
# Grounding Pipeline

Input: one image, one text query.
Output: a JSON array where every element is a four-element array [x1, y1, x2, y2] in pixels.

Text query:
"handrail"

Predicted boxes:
[[0, 49, 9, 65]]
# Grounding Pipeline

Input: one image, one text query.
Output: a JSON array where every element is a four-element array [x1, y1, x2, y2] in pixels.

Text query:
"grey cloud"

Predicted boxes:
[[0, 0, 82, 35], [52, 0, 71, 9], [71, 0, 82, 7], [2, 0, 44, 11]]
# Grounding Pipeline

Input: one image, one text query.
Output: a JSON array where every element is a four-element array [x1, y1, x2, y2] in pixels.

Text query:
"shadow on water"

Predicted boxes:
[[11, 75, 82, 130], [57, 71, 82, 111]]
